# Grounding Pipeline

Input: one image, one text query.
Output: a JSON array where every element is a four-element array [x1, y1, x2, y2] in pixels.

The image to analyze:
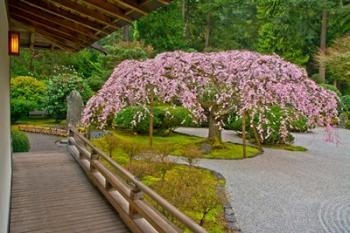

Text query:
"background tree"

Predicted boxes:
[[46, 68, 92, 121], [10, 76, 46, 122], [319, 35, 350, 89], [99, 133, 119, 157]]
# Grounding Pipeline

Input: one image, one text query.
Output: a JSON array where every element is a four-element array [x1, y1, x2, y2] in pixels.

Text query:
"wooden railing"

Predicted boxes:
[[18, 125, 67, 137], [68, 128, 207, 233]]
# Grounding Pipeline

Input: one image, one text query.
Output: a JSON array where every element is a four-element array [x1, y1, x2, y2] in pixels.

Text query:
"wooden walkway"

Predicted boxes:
[[10, 151, 131, 233]]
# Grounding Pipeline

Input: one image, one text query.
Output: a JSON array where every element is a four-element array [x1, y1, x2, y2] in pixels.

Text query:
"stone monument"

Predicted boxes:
[[66, 90, 84, 128]]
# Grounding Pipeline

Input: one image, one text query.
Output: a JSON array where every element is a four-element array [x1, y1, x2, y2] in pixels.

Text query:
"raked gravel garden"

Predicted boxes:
[[175, 127, 350, 233]]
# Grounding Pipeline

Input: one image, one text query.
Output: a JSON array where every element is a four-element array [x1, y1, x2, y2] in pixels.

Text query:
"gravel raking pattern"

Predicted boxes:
[[318, 196, 350, 233]]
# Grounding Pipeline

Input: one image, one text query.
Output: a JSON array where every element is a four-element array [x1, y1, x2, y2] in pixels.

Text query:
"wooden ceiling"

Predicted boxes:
[[8, 0, 171, 51]]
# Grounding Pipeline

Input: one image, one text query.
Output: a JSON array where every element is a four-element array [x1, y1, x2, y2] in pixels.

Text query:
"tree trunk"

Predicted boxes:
[[319, 0, 328, 83], [182, 0, 189, 39], [242, 112, 247, 158], [204, 13, 211, 49], [333, 79, 337, 87], [252, 124, 263, 152], [149, 90, 154, 147], [199, 210, 209, 226], [208, 107, 222, 144]]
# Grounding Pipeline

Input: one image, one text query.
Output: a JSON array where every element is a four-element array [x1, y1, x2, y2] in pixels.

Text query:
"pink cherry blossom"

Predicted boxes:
[[82, 50, 338, 142]]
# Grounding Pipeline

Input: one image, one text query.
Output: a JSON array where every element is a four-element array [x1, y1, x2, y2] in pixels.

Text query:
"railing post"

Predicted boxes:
[[90, 149, 99, 172], [129, 184, 143, 218], [105, 180, 113, 191], [68, 129, 74, 145]]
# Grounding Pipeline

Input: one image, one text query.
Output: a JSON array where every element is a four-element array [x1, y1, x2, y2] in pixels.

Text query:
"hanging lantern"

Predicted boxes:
[[8, 31, 20, 56]]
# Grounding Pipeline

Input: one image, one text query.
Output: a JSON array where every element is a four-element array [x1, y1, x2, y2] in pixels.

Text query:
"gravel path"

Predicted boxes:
[[26, 133, 66, 152], [175, 127, 350, 233]]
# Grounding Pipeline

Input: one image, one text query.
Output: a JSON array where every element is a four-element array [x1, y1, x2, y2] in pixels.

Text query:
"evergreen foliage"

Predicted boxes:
[[11, 130, 30, 152]]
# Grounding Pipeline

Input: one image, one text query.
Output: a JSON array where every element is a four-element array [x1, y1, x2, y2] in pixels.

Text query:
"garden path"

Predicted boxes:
[[26, 132, 65, 152], [175, 127, 350, 233]]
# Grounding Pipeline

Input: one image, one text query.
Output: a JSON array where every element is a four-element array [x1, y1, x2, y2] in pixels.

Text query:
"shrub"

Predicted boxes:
[[288, 112, 309, 133], [346, 120, 350, 130], [46, 71, 92, 121], [225, 114, 242, 131], [341, 95, 350, 112], [11, 130, 30, 152], [114, 106, 194, 135], [11, 76, 47, 122], [319, 84, 342, 97], [225, 106, 310, 144]]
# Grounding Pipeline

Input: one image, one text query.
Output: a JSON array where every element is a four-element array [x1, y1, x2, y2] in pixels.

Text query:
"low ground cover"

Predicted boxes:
[[92, 132, 231, 232], [98, 129, 259, 160]]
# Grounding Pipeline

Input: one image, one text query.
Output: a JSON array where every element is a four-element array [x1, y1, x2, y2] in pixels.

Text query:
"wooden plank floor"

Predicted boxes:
[[10, 151, 131, 233]]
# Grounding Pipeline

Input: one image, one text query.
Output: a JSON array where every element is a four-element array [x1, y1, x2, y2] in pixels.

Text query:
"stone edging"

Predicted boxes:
[[17, 125, 68, 137], [191, 165, 241, 232]]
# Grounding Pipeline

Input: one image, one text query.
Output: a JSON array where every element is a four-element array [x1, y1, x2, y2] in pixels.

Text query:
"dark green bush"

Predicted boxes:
[[225, 106, 310, 144], [288, 112, 309, 133], [114, 106, 194, 134], [341, 95, 350, 112], [11, 130, 30, 152], [11, 76, 47, 122], [225, 114, 242, 131], [346, 120, 350, 130], [320, 84, 342, 97], [46, 72, 92, 121]]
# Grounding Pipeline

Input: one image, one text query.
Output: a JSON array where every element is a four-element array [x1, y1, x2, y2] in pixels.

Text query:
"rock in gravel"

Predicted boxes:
[[201, 143, 212, 154]]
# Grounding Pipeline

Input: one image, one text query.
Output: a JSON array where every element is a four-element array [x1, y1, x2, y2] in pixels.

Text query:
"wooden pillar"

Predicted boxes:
[[90, 150, 99, 172], [129, 185, 143, 218], [0, 1, 11, 231]]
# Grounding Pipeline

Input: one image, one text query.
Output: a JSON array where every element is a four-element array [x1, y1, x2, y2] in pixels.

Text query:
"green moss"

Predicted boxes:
[[94, 129, 259, 160], [265, 144, 307, 152]]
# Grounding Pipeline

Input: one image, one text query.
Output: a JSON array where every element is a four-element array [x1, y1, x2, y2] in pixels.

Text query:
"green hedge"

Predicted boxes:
[[11, 130, 30, 152], [114, 106, 195, 135]]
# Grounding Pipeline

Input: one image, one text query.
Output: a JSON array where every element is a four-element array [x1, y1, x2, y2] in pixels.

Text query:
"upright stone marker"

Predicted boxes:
[[67, 90, 84, 128]]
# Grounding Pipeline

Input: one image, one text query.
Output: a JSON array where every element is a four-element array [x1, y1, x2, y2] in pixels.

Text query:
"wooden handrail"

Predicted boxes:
[[68, 128, 207, 233]]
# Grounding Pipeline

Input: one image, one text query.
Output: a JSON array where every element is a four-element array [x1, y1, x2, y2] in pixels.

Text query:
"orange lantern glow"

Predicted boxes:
[[8, 32, 20, 56]]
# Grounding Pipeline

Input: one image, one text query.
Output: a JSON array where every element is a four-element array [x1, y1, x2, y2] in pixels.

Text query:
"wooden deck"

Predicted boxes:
[[10, 151, 131, 233]]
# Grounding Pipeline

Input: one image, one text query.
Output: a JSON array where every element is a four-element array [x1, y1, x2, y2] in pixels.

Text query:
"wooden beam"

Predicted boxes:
[[83, 0, 133, 23], [10, 8, 91, 46], [157, 0, 171, 5], [111, 0, 148, 16], [11, 19, 75, 51], [11, 15, 82, 50], [9, 1, 99, 40], [19, 0, 109, 35], [49, 0, 118, 29], [94, 0, 152, 37]]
